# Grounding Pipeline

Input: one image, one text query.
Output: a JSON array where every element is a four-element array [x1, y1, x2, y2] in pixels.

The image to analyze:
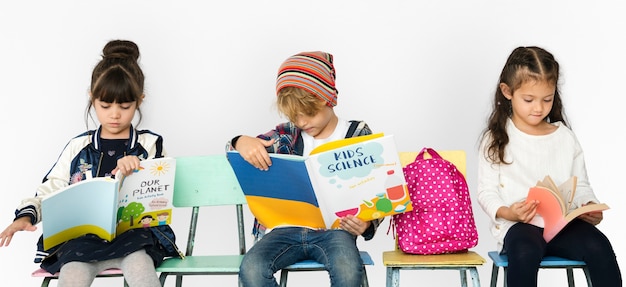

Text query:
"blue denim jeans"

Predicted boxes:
[[239, 227, 364, 287]]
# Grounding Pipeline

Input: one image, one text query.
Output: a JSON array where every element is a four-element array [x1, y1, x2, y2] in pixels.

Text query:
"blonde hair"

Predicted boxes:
[[277, 87, 327, 123]]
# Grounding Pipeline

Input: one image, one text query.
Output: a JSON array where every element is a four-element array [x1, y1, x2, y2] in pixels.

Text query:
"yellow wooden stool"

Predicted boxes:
[[383, 151, 485, 287], [383, 250, 485, 287]]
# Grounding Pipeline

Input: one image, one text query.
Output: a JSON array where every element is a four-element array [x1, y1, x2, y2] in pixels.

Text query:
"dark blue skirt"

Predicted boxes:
[[39, 228, 167, 274]]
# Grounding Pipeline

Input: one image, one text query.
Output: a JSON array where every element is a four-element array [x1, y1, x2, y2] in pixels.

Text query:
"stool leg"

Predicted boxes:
[[279, 270, 288, 287], [582, 266, 593, 287], [469, 267, 481, 287], [503, 267, 508, 287], [385, 267, 399, 287], [566, 268, 575, 287], [490, 264, 499, 287], [361, 266, 369, 287], [459, 269, 468, 287]]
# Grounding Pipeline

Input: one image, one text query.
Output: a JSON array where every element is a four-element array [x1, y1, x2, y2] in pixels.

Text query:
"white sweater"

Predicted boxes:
[[477, 118, 599, 249]]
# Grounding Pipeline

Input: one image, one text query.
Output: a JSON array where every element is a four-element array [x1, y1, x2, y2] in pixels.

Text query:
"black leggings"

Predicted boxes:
[[502, 219, 622, 287]]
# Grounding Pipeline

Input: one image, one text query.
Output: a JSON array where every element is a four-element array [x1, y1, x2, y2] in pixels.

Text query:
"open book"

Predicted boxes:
[[41, 157, 176, 250], [226, 133, 412, 230], [526, 175, 609, 242]]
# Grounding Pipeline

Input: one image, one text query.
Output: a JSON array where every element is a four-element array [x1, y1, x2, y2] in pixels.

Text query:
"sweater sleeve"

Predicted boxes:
[[361, 217, 383, 241], [14, 137, 84, 224], [476, 135, 507, 223], [568, 134, 600, 208]]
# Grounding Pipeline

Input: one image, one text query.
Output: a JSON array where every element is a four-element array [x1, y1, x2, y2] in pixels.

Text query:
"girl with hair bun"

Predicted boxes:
[[0, 39, 176, 287]]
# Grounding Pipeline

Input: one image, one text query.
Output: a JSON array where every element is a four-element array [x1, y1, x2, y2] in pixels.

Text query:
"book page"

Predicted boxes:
[[527, 185, 569, 242], [564, 203, 610, 222], [309, 133, 384, 155], [536, 176, 559, 191], [534, 176, 567, 214], [41, 177, 120, 250], [557, 176, 577, 211], [227, 151, 326, 229], [227, 134, 412, 230], [41, 158, 176, 250], [306, 135, 411, 228], [116, 157, 176, 234], [527, 186, 566, 218], [528, 176, 606, 242]]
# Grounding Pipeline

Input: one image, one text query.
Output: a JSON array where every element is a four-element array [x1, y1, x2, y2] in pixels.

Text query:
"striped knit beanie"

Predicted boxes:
[[276, 51, 338, 107]]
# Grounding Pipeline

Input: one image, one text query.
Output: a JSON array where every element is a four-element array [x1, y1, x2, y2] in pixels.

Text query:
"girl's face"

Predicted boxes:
[[501, 80, 556, 135], [294, 105, 338, 139], [93, 99, 137, 139]]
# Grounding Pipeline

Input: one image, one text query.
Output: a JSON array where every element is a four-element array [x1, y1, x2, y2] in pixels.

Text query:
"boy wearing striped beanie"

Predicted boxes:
[[276, 51, 338, 108], [228, 51, 382, 287]]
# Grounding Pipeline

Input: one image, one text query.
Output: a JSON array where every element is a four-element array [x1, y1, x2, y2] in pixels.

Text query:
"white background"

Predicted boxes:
[[1, 1, 624, 286]]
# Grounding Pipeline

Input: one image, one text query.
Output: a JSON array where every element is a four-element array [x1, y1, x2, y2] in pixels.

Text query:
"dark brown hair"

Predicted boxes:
[[480, 46, 568, 164], [86, 40, 145, 127]]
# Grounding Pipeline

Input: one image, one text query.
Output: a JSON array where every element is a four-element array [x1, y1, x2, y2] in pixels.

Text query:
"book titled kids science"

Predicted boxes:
[[227, 133, 412, 230], [41, 157, 176, 250]]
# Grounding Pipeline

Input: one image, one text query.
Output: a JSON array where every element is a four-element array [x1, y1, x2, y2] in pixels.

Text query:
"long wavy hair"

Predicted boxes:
[[480, 46, 568, 164]]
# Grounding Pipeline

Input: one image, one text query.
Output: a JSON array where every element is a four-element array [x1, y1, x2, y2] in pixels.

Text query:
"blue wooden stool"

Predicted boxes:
[[488, 251, 592, 287], [278, 251, 374, 287]]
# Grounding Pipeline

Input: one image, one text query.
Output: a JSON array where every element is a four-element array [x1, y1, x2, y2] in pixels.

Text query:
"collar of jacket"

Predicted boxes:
[[91, 125, 138, 152]]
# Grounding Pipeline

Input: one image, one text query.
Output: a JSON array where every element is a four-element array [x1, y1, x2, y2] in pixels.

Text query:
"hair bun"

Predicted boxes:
[[102, 40, 140, 61]]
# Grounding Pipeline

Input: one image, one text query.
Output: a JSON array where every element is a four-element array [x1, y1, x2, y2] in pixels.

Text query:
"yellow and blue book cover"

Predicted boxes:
[[41, 157, 176, 250], [227, 133, 412, 230]]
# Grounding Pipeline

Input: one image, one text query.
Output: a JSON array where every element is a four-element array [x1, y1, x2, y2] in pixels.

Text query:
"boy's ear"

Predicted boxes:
[[499, 83, 512, 100]]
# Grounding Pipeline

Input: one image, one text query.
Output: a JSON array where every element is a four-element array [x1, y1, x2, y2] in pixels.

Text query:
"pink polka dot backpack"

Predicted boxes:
[[392, 147, 478, 255]]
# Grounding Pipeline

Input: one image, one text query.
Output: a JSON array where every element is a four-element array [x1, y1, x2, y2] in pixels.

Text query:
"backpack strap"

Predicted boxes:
[[417, 147, 443, 161], [345, 120, 367, 138]]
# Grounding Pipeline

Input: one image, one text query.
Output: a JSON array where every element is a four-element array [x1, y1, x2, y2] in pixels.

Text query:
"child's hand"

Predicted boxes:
[[112, 155, 142, 177], [339, 215, 371, 236], [0, 217, 36, 247], [579, 202, 603, 225], [235, 136, 275, 171], [579, 212, 603, 225], [506, 200, 538, 223]]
